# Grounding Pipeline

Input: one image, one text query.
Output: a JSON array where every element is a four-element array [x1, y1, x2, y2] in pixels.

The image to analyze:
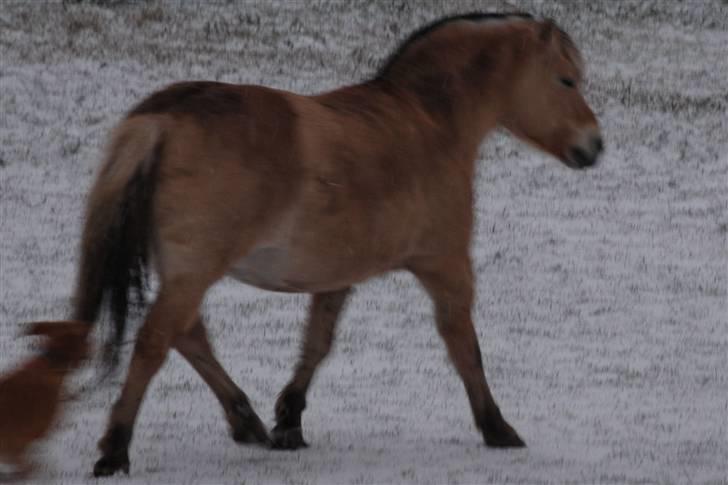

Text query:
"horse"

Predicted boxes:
[[0, 321, 91, 480], [71, 12, 603, 477]]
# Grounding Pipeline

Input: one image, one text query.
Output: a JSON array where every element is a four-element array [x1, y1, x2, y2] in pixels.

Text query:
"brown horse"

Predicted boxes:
[[72, 13, 602, 477]]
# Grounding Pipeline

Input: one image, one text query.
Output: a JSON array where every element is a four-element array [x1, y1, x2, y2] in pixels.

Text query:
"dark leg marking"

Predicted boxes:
[[92, 280, 210, 477], [93, 424, 131, 477], [272, 288, 350, 450], [409, 257, 525, 448], [271, 390, 308, 450], [174, 319, 271, 447], [230, 395, 272, 446]]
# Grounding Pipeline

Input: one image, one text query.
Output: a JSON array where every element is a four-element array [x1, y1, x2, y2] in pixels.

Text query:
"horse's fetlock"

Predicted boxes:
[[282, 390, 306, 415], [99, 424, 132, 454], [275, 390, 306, 430], [228, 398, 271, 446]]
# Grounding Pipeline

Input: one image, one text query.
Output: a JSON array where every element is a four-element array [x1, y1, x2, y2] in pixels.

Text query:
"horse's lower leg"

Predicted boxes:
[[436, 311, 524, 446], [272, 288, 350, 449], [173, 318, 269, 445], [93, 282, 206, 477], [411, 259, 525, 447]]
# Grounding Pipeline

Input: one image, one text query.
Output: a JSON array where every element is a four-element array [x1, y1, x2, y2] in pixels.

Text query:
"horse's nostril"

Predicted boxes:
[[569, 146, 594, 168], [592, 136, 604, 154]]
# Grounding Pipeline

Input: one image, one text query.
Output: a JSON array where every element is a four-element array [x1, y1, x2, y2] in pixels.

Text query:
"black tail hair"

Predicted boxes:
[[72, 129, 162, 369]]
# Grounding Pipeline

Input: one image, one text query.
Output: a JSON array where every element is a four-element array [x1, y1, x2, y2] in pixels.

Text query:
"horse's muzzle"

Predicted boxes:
[[567, 135, 603, 169]]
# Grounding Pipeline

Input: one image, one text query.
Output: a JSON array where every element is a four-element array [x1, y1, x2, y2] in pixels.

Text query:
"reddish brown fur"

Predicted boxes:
[[75, 15, 602, 476], [0, 321, 90, 479]]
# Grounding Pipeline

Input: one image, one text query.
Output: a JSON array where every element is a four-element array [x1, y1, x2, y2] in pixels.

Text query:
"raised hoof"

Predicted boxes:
[[271, 425, 309, 450], [482, 421, 526, 448], [230, 402, 272, 447], [92, 452, 130, 477]]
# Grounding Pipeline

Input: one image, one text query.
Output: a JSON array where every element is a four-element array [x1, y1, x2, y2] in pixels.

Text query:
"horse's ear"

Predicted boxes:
[[538, 18, 557, 43]]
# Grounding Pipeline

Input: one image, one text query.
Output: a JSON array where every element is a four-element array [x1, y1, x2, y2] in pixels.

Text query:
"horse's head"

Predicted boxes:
[[502, 19, 603, 169]]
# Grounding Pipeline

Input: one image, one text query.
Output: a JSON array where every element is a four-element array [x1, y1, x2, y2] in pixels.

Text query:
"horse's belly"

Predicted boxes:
[[227, 182, 418, 292], [228, 247, 294, 291], [228, 245, 379, 293]]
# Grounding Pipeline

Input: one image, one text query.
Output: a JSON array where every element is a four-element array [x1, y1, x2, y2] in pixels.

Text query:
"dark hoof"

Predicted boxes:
[[92, 452, 130, 477], [271, 425, 309, 450], [230, 402, 272, 447], [483, 420, 526, 448]]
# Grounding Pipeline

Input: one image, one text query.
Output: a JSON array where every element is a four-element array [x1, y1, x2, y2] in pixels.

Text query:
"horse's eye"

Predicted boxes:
[[560, 77, 576, 88]]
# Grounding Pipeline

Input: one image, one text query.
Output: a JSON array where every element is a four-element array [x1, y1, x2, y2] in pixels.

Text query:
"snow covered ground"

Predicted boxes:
[[1, 1, 726, 483]]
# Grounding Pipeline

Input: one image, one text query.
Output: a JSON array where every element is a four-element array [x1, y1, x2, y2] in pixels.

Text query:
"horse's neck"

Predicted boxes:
[[378, 28, 520, 143], [313, 79, 492, 181]]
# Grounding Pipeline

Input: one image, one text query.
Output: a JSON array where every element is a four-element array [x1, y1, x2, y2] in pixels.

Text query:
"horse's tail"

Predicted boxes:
[[72, 117, 163, 368]]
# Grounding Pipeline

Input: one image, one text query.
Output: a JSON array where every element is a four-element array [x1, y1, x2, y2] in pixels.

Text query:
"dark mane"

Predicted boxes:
[[375, 12, 533, 79]]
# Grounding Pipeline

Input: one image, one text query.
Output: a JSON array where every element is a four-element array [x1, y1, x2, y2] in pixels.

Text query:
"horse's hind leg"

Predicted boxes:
[[272, 288, 350, 449], [173, 318, 270, 445], [93, 279, 211, 477], [409, 256, 525, 448]]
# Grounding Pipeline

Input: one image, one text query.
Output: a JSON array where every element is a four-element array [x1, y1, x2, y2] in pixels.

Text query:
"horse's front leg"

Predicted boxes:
[[409, 255, 525, 448], [272, 288, 351, 450]]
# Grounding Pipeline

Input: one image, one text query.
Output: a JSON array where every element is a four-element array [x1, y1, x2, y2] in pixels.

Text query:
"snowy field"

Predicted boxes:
[[1, 1, 726, 483]]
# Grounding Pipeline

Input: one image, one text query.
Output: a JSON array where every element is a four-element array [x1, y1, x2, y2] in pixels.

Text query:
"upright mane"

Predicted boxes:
[[375, 12, 534, 80]]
